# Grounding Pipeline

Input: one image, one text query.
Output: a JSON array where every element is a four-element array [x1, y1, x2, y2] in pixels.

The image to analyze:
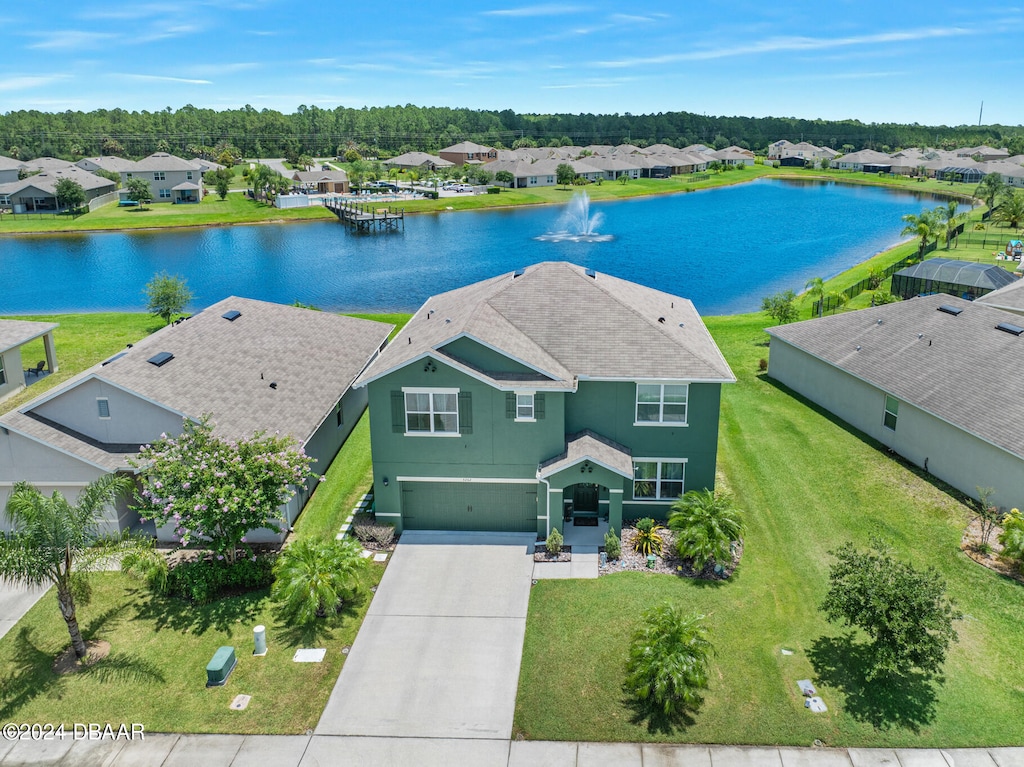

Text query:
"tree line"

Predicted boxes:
[[2, 104, 1023, 161]]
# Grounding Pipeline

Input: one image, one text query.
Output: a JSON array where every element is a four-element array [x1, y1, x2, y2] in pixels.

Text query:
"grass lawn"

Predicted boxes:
[[513, 312, 1024, 747], [0, 192, 334, 234], [0, 567, 382, 734]]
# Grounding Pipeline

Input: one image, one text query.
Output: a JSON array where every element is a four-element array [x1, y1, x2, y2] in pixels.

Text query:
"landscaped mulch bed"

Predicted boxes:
[[961, 517, 1023, 583], [601, 524, 742, 580], [533, 544, 571, 563]]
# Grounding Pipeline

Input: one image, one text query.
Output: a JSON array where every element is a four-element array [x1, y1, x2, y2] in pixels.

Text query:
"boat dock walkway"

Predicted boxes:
[[324, 198, 405, 232]]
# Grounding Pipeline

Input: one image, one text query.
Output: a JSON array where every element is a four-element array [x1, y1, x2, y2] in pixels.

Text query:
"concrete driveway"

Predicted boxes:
[[316, 531, 536, 740]]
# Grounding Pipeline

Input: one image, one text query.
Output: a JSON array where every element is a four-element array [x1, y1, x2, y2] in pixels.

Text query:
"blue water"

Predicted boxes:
[[0, 179, 946, 316]]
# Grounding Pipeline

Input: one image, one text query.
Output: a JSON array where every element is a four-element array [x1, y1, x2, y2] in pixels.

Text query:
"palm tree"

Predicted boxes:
[[271, 537, 366, 624], [667, 489, 744, 571], [805, 276, 826, 317], [901, 208, 941, 257], [995, 190, 1024, 230], [0, 474, 135, 659], [975, 173, 1007, 213], [624, 603, 712, 717], [937, 200, 961, 249]]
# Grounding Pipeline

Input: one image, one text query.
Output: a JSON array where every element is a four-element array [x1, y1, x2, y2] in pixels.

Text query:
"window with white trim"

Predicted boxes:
[[883, 395, 899, 431], [633, 460, 685, 500], [97, 398, 110, 419], [186, 171, 193, 180], [159, 188, 171, 199], [404, 388, 459, 434], [635, 383, 688, 424], [516, 392, 534, 420], [153, 171, 166, 181]]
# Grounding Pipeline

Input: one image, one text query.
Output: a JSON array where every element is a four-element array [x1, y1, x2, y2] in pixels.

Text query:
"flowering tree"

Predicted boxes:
[[131, 416, 315, 562]]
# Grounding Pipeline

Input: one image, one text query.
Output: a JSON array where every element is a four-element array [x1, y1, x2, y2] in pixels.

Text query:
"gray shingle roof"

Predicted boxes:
[[976, 279, 1024, 313], [538, 429, 633, 479], [356, 262, 735, 390], [293, 170, 349, 184], [0, 320, 58, 354], [766, 294, 1024, 458], [3, 299, 393, 469], [76, 156, 136, 173], [0, 155, 25, 172], [129, 152, 203, 172], [0, 166, 116, 196], [382, 152, 453, 168]]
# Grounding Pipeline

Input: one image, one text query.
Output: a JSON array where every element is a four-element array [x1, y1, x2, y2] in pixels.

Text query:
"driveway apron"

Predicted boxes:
[[315, 531, 537, 740]]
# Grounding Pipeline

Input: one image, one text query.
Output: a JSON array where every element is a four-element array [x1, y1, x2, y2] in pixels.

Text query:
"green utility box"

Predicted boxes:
[[206, 646, 237, 687]]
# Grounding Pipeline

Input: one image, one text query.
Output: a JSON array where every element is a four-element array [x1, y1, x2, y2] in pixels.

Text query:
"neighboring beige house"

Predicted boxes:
[[0, 298, 394, 540], [121, 152, 205, 203], [0, 166, 117, 212], [292, 169, 350, 193], [76, 156, 136, 175], [382, 152, 453, 172], [767, 294, 1024, 511], [833, 149, 892, 171], [0, 320, 58, 403], [439, 141, 497, 166]]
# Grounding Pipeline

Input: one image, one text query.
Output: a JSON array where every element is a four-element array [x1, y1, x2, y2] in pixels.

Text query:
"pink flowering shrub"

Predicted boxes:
[[130, 415, 314, 563]]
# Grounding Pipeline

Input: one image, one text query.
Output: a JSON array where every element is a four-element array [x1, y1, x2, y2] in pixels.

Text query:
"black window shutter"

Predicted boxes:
[[391, 391, 405, 433], [506, 392, 516, 418], [535, 393, 546, 419], [459, 391, 473, 434]]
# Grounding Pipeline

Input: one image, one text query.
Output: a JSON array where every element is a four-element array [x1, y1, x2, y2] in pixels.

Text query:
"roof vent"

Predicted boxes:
[[876, 319, 883, 325], [513, 268, 524, 278], [937, 304, 963, 316], [585, 268, 596, 278], [996, 321, 1024, 336], [147, 352, 174, 367], [269, 382, 278, 389], [658, 317, 666, 323], [856, 345, 862, 351], [222, 310, 241, 321], [101, 351, 128, 366]]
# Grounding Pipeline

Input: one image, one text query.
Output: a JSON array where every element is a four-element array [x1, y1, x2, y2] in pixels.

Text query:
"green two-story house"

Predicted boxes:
[[355, 262, 735, 537]]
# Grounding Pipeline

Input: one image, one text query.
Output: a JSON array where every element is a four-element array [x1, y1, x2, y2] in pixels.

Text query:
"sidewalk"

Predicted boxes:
[[6, 733, 1020, 767]]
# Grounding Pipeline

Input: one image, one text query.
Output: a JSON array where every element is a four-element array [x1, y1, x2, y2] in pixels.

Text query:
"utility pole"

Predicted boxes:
[[978, 101, 984, 126]]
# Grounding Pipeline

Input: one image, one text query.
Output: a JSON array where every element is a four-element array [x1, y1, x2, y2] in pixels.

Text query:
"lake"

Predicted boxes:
[[0, 179, 947, 316]]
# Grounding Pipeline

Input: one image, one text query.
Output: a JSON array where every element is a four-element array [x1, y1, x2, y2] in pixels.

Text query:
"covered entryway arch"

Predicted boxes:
[[537, 430, 633, 538]]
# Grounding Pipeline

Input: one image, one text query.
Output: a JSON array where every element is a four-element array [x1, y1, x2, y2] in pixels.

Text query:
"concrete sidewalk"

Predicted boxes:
[[10, 733, 1022, 767], [0, 581, 48, 641]]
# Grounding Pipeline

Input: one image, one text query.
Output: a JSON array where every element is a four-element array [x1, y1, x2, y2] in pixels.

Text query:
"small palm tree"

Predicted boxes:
[[975, 173, 1006, 212], [995, 190, 1024, 230], [937, 200, 961, 249], [805, 276, 826, 317], [667, 489, 744, 571], [0, 474, 136, 659], [271, 538, 366, 624], [625, 603, 712, 717], [901, 208, 940, 257]]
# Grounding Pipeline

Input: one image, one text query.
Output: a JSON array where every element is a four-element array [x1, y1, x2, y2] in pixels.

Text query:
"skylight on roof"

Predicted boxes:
[[147, 352, 174, 367], [221, 310, 241, 321], [937, 305, 963, 316], [995, 322, 1024, 336]]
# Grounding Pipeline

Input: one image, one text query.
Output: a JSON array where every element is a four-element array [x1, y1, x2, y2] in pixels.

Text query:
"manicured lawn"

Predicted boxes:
[[514, 312, 1024, 747], [0, 568, 382, 734], [0, 193, 334, 234]]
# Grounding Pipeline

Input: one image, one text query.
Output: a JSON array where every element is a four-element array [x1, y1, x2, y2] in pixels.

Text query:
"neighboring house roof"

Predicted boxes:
[[355, 262, 735, 390], [581, 156, 640, 173], [193, 158, 225, 172], [0, 155, 25, 172], [980, 161, 1024, 179], [440, 141, 494, 154], [382, 152, 453, 168], [0, 166, 117, 196], [129, 152, 203, 172], [894, 258, 1019, 292], [2, 298, 393, 469], [20, 157, 78, 173], [976, 279, 1024, 314], [76, 156, 136, 173], [766, 294, 1024, 459], [0, 320, 58, 354], [171, 182, 201, 191], [293, 170, 349, 184]]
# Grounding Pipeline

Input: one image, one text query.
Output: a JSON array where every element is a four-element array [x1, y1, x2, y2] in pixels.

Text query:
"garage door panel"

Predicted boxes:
[[402, 482, 537, 532]]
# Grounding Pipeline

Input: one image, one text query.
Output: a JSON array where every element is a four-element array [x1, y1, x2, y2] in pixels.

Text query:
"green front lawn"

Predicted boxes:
[[514, 313, 1024, 747], [0, 567, 382, 734]]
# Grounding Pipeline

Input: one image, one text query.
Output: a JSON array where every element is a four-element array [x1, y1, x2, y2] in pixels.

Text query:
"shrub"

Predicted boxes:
[[632, 518, 664, 556], [668, 489, 744, 571], [604, 527, 621, 559], [272, 538, 366, 623], [624, 603, 712, 717], [165, 554, 276, 604], [486, 186, 501, 194], [121, 545, 170, 594], [546, 527, 563, 555], [999, 508, 1024, 568], [758, 358, 768, 372], [352, 515, 396, 547]]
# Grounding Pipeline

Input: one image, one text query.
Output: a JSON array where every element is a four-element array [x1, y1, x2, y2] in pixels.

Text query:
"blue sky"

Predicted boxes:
[[2, 1, 1022, 126]]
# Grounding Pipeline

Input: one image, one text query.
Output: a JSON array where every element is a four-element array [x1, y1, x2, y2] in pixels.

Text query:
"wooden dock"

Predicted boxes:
[[324, 199, 404, 232]]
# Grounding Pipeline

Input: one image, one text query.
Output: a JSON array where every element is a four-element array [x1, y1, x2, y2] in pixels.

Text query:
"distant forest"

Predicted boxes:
[[2, 104, 1022, 160]]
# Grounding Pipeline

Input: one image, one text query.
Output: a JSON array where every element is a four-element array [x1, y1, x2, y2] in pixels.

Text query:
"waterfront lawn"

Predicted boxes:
[[513, 313, 1024, 747], [0, 565, 383, 734], [0, 192, 334, 234]]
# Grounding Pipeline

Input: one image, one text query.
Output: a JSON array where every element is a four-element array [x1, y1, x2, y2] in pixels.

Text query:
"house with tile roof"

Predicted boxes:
[[120, 152, 206, 203], [767, 294, 1024, 509], [354, 262, 735, 536], [0, 298, 393, 540]]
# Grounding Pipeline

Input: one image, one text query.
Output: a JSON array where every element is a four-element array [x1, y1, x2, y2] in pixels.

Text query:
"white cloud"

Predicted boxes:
[[0, 74, 70, 92], [483, 4, 586, 17], [116, 74, 213, 85], [27, 30, 118, 51]]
